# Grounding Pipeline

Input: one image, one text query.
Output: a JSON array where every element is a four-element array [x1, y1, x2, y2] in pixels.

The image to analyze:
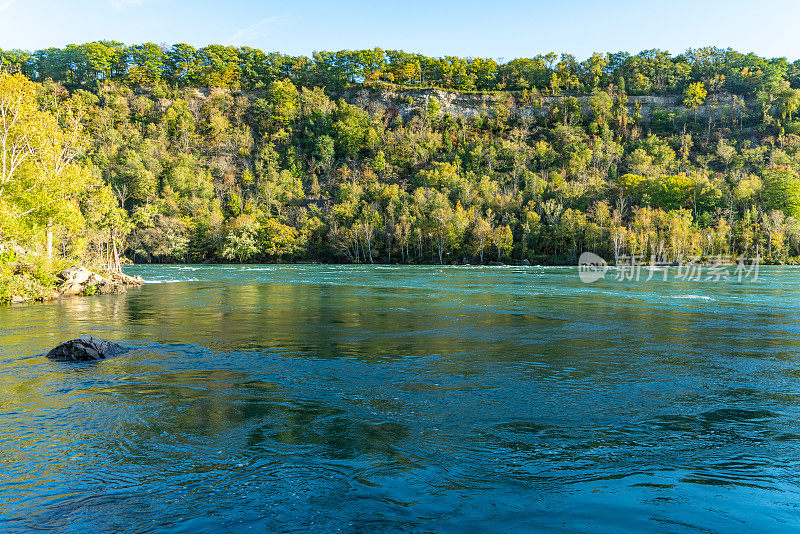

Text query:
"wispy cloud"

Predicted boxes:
[[110, 0, 161, 10], [0, 0, 17, 12], [223, 17, 283, 46]]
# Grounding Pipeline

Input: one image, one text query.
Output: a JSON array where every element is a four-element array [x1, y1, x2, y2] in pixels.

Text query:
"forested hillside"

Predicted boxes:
[[4, 42, 800, 95], [3, 42, 800, 276]]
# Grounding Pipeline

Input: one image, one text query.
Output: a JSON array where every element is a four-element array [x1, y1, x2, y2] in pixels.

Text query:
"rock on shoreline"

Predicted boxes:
[[7, 266, 144, 304], [58, 266, 145, 297]]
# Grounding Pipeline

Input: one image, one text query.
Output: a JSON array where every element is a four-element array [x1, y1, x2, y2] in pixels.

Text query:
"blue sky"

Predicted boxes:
[[1, 0, 799, 60]]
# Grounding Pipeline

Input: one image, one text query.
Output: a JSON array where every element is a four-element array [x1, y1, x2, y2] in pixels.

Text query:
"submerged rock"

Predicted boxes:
[[45, 335, 128, 362]]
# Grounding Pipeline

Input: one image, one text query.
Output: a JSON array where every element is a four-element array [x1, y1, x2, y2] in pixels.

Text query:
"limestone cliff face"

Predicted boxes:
[[141, 84, 741, 126], [341, 86, 739, 124]]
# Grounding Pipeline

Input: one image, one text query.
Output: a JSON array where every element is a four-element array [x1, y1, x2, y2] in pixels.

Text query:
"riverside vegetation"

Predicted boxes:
[[3, 43, 800, 303]]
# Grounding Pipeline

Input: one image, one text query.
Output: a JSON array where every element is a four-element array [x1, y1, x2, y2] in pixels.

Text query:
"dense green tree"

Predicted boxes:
[[7, 42, 800, 273], [762, 166, 800, 218]]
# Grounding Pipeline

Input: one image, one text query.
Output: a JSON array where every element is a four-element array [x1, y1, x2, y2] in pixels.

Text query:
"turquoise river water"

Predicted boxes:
[[1, 264, 800, 532]]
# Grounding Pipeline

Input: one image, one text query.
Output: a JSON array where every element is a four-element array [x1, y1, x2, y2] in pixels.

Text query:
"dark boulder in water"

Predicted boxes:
[[45, 335, 128, 362]]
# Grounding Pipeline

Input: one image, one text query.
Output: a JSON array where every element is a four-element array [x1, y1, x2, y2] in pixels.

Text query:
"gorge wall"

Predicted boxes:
[[340, 86, 742, 125]]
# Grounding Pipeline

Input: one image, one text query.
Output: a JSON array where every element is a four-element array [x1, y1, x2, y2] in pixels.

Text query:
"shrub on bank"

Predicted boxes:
[[0, 255, 64, 304]]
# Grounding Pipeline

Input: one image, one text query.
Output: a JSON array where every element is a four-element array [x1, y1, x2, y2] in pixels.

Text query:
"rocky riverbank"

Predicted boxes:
[[4, 265, 144, 305]]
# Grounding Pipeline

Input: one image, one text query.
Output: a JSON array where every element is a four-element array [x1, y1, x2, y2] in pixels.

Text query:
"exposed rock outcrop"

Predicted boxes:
[[342, 85, 734, 124], [58, 266, 92, 285], [45, 335, 129, 362], [57, 266, 144, 297], [5, 266, 144, 305]]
